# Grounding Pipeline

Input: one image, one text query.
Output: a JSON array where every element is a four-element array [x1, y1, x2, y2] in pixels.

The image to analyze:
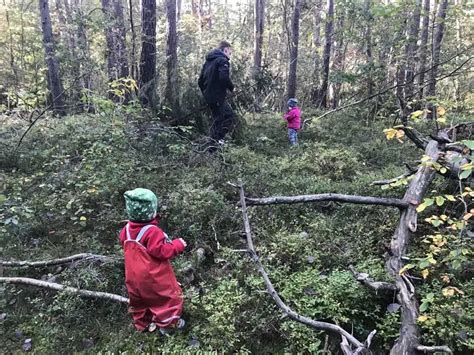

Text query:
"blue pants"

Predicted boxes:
[[288, 128, 298, 146]]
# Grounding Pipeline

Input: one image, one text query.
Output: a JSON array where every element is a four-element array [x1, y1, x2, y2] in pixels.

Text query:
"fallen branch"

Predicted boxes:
[[0, 277, 129, 304], [371, 170, 417, 186], [416, 345, 453, 354], [0, 253, 120, 268], [235, 180, 372, 354], [243, 193, 409, 209], [349, 265, 398, 293]]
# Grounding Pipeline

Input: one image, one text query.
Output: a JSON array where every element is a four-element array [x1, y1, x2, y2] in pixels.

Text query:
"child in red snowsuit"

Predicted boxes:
[[119, 188, 187, 332], [283, 98, 301, 146]]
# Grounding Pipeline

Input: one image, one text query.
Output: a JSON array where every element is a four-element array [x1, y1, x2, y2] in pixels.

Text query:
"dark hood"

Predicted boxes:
[[206, 49, 229, 61]]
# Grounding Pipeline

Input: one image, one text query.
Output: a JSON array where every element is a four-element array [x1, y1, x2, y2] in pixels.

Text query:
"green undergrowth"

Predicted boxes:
[[0, 110, 472, 353]]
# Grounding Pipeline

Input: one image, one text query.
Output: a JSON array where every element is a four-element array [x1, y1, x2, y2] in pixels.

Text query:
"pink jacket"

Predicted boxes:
[[284, 107, 301, 130]]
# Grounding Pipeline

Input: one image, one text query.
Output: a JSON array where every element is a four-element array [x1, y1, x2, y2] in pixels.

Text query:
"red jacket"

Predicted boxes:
[[284, 107, 301, 130], [119, 218, 185, 331]]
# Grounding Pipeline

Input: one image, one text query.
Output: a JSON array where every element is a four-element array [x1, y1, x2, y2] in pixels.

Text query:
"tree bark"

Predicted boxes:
[[286, 0, 302, 100], [128, 0, 138, 80], [318, 0, 334, 108], [38, 0, 66, 116], [139, 0, 157, 108], [364, 0, 373, 97], [243, 193, 409, 209], [0, 277, 129, 304], [331, 12, 345, 109], [101, 0, 129, 83], [427, 0, 449, 98], [164, 0, 180, 116], [311, 0, 323, 103], [404, 0, 421, 101], [253, 0, 265, 74], [417, 0, 430, 100]]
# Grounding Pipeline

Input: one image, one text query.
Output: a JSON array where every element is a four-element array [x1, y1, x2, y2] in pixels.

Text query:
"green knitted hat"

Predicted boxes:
[[124, 188, 158, 222]]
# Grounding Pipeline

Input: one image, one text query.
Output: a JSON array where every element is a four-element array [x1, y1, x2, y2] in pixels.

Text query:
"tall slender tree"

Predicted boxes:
[[253, 0, 265, 75], [404, 0, 421, 101], [286, 0, 302, 101], [364, 0, 373, 98], [39, 0, 65, 116], [311, 0, 322, 103], [417, 0, 430, 100], [318, 0, 334, 108], [139, 0, 157, 108], [164, 0, 180, 115]]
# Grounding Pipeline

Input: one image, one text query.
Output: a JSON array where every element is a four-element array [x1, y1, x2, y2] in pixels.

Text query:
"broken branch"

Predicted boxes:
[[236, 180, 371, 354], [416, 345, 453, 354], [0, 253, 120, 268], [0, 277, 129, 304], [349, 265, 398, 293], [243, 193, 409, 209]]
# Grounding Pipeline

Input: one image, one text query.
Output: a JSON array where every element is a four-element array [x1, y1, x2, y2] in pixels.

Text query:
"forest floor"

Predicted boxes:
[[0, 109, 471, 353]]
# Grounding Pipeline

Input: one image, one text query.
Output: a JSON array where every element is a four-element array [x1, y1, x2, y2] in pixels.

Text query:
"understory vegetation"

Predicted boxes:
[[1, 108, 472, 353]]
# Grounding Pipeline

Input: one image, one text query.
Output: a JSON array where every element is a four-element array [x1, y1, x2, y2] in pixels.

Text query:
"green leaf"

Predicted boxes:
[[419, 259, 431, 269], [435, 196, 446, 206], [462, 140, 474, 150], [419, 302, 430, 312], [459, 169, 471, 180], [0, 194, 6, 204], [431, 220, 443, 227], [399, 263, 415, 275]]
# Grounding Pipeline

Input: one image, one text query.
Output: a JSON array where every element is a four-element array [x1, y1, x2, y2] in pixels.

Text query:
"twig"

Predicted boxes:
[[0, 277, 129, 304], [349, 265, 398, 293], [371, 170, 417, 186], [243, 193, 409, 209], [416, 345, 453, 354], [0, 253, 120, 268], [236, 180, 371, 354]]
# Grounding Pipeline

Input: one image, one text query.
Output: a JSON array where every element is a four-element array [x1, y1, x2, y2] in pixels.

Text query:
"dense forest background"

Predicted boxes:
[[0, 0, 473, 353]]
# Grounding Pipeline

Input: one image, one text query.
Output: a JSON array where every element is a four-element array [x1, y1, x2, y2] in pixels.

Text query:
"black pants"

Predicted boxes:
[[209, 101, 234, 142]]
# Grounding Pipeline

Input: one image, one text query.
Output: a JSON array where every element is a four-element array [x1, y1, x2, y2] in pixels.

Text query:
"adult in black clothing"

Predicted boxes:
[[198, 41, 235, 145]]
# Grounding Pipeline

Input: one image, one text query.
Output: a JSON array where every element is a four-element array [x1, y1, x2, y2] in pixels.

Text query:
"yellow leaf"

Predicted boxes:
[[463, 213, 473, 221], [410, 110, 424, 120], [384, 128, 398, 140], [79, 216, 87, 221], [445, 195, 456, 201], [421, 269, 429, 279], [442, 287, 455, 297], [441, 275, 450, 284], [437, 106, 446, 116], [417, 315, 429, 322]]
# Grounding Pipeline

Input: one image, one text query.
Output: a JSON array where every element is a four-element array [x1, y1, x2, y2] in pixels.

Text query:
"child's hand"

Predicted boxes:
[[178, 238, 187, 248]]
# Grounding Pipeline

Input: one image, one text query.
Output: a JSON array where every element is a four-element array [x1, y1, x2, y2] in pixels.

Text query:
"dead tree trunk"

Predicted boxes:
[[128, 0, 138, 80], [164, 0, 180, 116], [404, 0, 421, 101], [417, 0, 430, 100], [364, 0, 373, 98], [139, 0, 157, 108], [318, 0, 334, 108], [38, 0, 66, 116], [311, 0, 323, 103], [286, 0, 302, 100]]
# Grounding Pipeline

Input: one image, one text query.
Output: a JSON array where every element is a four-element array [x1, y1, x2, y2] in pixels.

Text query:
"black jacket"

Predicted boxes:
[[198, 49, 234, 105]]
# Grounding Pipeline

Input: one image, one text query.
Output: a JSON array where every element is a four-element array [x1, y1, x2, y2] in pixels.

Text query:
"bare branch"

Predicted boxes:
[[371, 170, 417, 186], [0, 277, 129, 304], [243, 193, 409, 209], [349, 265, 398, 293], [236, 180, 371, 354], [416, 345, 453, 354], [0, 253, 120, 268]]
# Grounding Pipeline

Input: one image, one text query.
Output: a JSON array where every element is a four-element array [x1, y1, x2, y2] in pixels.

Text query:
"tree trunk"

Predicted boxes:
[[139, 0, 157, 108], [38, 0, 66, 116], [318, 0, 334, 108], [331, 13, 345, 109], [404, 0, 421, 101], [102, 0, 129, 81], [311, 0, 323, 103], [253, 0, 265, 74], [164, 0, 180, 117], [427, 0, 449, 98], [128, 0, 138, 80], [364, 0, 373, 98], [417, 0, 430, 100], [286, 0, 302, 100]]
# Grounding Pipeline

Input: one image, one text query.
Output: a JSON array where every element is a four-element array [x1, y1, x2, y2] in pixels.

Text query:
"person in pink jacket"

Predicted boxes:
[[283, 98, 301, 146]]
